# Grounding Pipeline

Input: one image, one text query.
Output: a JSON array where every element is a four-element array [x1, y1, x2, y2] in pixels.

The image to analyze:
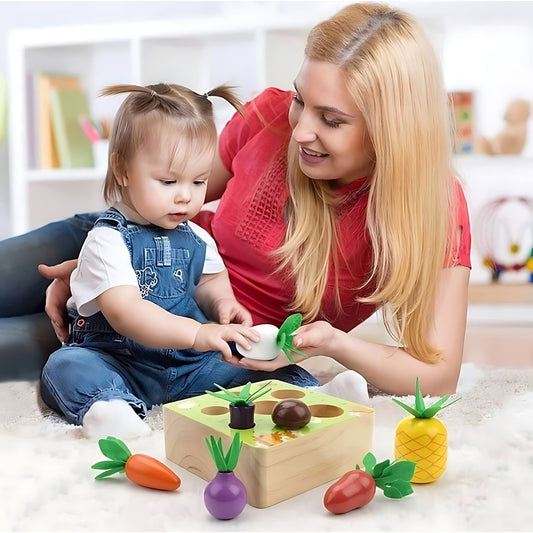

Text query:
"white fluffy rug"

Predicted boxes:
[[1, 363, 532, 532]]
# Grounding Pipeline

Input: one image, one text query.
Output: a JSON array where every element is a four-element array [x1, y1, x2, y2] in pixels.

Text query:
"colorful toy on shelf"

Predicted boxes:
[[205, 381, 272, 430], [323, 452, 415, 514], [527, 248, 533, 283], [204, 432, 247, 520], [449, 91, 474, 154], [164, 380, 374, 508], [474, 196, 533, 282], [91, 436, 181, 491], [236, 313, 308, 363], [392, 378, 460, 483], [271, 398, 311, 430]]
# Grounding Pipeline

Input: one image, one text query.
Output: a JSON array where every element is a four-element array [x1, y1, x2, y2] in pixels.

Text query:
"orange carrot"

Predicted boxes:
[[91, 436, 181, 491]]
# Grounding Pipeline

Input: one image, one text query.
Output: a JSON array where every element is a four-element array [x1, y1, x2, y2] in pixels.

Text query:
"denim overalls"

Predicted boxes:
[[40, 209, 318, 425]]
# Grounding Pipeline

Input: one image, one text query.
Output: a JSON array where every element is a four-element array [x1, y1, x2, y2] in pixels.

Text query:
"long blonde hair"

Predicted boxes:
[[101, 83, 242, 204], [279, 3, 457, 362]]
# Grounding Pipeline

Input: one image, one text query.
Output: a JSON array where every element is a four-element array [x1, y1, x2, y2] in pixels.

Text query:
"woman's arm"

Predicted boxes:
[[236, 266, 470, 396], [97, 286, 257, 361], [205, 149, 233, 203]]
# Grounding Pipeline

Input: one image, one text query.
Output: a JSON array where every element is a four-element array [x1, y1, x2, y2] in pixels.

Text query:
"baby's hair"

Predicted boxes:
[[101, 82, 242, 204]]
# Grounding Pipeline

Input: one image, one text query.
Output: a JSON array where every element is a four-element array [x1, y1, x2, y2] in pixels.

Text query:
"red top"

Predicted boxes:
[[195, 88, 471, 331]]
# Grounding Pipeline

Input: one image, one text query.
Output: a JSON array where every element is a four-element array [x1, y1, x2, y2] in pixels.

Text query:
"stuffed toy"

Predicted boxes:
[[476, 99, 531, 155]]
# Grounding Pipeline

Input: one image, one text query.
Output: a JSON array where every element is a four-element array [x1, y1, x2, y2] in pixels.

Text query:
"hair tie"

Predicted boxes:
[[150, 90, 156, 98], [203, 92, 210, 100]]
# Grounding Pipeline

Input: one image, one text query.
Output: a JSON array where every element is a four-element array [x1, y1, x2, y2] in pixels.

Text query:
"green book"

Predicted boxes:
[[49, 87, 94, 168]]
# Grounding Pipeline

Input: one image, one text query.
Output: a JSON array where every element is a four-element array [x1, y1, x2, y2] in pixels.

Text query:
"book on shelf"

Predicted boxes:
[[49, 87, 94, 168], [36, 73, 81, 168]]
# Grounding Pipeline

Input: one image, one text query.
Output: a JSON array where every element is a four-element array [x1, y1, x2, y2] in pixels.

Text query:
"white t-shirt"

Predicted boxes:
[[68, 204, 225, 317]]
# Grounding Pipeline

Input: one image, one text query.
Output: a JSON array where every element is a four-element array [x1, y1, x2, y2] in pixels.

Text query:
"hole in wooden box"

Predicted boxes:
[[271, 389, 305, 400], [254, 401, 278, 415], [201, 406, 229, 416], [308, 404, 344, 418]]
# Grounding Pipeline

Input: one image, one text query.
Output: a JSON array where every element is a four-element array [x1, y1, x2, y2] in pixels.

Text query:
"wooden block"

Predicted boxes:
[[164, 379, 374, 508]]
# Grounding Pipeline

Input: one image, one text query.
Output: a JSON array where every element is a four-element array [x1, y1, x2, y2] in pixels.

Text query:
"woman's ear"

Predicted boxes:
[[111, 152, 128, 187]]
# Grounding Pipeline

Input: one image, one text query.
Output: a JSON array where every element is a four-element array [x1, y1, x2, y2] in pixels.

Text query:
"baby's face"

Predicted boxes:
[[121, 135, 215, 229]]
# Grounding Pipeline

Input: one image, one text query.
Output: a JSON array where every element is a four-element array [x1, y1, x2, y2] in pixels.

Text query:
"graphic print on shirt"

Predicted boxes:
[[136, 266, 158, 297]]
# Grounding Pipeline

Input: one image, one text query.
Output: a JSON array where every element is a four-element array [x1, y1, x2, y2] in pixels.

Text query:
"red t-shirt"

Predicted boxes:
[[196, 88, 471, 332]]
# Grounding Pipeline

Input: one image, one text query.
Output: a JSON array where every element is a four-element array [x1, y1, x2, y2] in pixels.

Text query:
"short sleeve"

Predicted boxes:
[[447, 180, 472, 268], [188, 221, 225, 274], [218, 87, 293, 173], [69, 227, 139, 317]]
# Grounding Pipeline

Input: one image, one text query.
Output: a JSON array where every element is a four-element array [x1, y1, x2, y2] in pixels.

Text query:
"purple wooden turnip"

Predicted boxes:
[[204, 471, 247, 520]]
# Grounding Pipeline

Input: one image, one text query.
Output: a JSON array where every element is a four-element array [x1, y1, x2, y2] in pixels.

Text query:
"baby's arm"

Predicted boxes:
[[195, 270, 253, 326], [97, 286, 256, 360]]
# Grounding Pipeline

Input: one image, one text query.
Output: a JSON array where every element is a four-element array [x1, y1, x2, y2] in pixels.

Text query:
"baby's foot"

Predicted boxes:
[[313, 370, 369, 403], [82, 399, 151, 440]]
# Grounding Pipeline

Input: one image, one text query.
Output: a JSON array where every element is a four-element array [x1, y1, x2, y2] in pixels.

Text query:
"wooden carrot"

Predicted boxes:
[[91, 436, 181, 491]]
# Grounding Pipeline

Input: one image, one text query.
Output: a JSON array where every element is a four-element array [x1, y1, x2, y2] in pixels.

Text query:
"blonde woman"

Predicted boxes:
[[1, 3, 470, 397]]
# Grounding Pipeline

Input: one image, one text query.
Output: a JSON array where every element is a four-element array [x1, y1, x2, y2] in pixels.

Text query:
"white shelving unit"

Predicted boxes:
[[7, 14, 319, 235]]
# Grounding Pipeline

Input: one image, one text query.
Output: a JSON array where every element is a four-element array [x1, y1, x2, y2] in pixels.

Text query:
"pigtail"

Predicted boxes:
[[204, 85, 244, 117]]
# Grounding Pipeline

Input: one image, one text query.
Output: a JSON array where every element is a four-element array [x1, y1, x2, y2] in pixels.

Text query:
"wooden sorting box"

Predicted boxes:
[[163, 379, 374, 508]]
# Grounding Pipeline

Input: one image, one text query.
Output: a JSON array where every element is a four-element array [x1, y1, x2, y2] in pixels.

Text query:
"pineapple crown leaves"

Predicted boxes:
[[205, 381, 272, 406], [358, 452, 416, 499], [276, 313, 309, 364], [391, 377, 461, 419], [91, 436, 132, 480], [205, 432, 243, 473]]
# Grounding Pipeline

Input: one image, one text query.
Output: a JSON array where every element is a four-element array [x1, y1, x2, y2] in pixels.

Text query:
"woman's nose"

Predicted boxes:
[[291, 111, 317, 144]]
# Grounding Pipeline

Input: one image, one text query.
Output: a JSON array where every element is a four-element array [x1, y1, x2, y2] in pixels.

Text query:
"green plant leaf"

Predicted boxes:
[[276, 331, 286, 350], [98, 437, 131, 462], [94, 466, 126, 480], [225, 432, 243, 472], [247, 381, 272, 403], [91, 460, 125, 471], [239, 382, 252, 401], [282, 347, 296, 364], [277, 313, 302, 339], [380, 460, 416, 482]]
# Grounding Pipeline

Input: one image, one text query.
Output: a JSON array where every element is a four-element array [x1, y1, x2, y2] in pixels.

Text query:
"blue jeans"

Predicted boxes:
[[40, 345, 318, 425], [0, 213, 100, 380]]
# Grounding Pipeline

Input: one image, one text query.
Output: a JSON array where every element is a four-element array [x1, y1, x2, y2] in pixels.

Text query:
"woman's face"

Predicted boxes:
[[288, 59, 374, 188]]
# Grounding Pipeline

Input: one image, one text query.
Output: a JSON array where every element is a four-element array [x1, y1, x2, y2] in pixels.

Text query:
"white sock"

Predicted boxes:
[[82, 399, 151, 440], [313, 370, 369, 403]]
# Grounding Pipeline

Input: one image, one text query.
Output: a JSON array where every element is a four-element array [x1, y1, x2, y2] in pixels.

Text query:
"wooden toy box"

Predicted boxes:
[[163, 379, 374, 508]]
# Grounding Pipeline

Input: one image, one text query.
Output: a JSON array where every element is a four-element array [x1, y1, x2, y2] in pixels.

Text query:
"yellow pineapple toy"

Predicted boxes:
[[392, 378, 459, 484]]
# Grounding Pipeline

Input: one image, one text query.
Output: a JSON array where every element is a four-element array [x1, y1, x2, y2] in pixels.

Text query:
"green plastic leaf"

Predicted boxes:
[[422, 395, 461, 418], [391, 398, 420, 417], [94, 466, 126, 480], [205, 436, 227, 471], [91, 460, 125, 471], [240, 382, 252, 401], [277, 313, 302, 339], [98, 437, 131, 462], [247, 381, 272, 403], [381, 461, 416, 482], [372, 459, 390, 478], [282, 347, 296, 365], [382, 480, 413, 499], [225, 433, 243, 472], [276, 331, 286, 350], [414, 377, 425, 413], [105, 436, 132, 458], [362, 452, 377, 474]]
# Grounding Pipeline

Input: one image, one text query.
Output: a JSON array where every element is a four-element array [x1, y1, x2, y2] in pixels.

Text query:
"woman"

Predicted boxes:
[[1, 3, 470, 396]]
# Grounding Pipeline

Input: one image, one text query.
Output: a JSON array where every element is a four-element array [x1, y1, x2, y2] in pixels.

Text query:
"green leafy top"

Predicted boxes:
[[205, 432, 243, 473], [359, 452, 415, 499], [392, 377, 461, 419], [91, 436, 132, 480], [205, 381, 272, 406], [276, 313, 309, 364]]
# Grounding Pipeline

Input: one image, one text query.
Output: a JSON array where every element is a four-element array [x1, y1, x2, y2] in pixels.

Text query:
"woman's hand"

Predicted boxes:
[[38, 260, 77, 343]]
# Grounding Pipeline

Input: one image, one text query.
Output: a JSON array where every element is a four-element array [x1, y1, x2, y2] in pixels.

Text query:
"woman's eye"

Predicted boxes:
[[323, 116, 342, 128], [292, 94, 304, 106]]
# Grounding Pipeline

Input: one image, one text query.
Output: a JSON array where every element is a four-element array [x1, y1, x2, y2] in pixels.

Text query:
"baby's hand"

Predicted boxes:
[[193, 323, 260, 362], [211, 298, 253, 327]]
